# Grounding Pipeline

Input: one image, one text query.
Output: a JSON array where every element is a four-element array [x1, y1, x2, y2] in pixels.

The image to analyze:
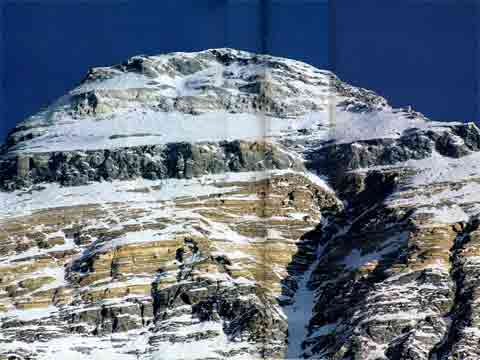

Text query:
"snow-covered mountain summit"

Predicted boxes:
[[4, 48, 433, 155], [2, 48, 470, 192], [1, 49, 480, 360]]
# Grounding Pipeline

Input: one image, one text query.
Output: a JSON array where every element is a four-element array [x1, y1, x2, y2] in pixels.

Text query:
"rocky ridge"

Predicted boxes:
[[1, 48, 480, 359]]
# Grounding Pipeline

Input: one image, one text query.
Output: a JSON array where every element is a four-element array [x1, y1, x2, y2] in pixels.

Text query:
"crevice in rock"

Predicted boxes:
[[428, 219, 480, 360], [288, 169, 419, 358]]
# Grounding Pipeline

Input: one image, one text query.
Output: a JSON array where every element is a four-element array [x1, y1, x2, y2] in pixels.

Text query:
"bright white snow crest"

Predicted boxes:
[[11, 109, 438, 154], [6, 48, 442, 154]]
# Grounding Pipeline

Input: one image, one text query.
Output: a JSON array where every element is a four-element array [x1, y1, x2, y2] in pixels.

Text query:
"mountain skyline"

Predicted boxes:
[[1, 0, 478, 142]]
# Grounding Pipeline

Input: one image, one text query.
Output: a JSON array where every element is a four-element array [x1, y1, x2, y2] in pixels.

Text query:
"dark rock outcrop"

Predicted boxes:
[[0, 140, 301, 190]]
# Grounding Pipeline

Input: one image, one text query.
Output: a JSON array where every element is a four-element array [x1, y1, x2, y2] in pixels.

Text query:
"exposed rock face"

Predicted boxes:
[[0, 140, 301, 190], [1, 48, 480, 360], [0, 171, 340, 359]]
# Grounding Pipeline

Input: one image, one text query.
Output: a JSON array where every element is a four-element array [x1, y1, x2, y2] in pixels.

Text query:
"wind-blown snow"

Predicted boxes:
[[12, 110, 293, 153], [383, 151, 480, 224], [406, 151, 480, 185], [329, 110, 448, 145], [10, 107, 446, 154]]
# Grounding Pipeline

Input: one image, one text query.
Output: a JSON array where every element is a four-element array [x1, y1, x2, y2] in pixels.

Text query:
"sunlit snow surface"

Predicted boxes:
[[6, 48, 448, 154], [376, 151, 480, 225], [0, 170, 332, 219], [10, 107, 446, 154]]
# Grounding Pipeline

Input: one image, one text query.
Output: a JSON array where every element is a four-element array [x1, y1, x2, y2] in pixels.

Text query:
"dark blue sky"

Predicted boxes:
[[0, 0, 478, 141], [333, 0, 478, 124]]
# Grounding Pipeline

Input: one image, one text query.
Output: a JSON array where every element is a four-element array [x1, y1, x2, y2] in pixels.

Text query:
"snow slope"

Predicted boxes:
[[4, 48, 442, 155]]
